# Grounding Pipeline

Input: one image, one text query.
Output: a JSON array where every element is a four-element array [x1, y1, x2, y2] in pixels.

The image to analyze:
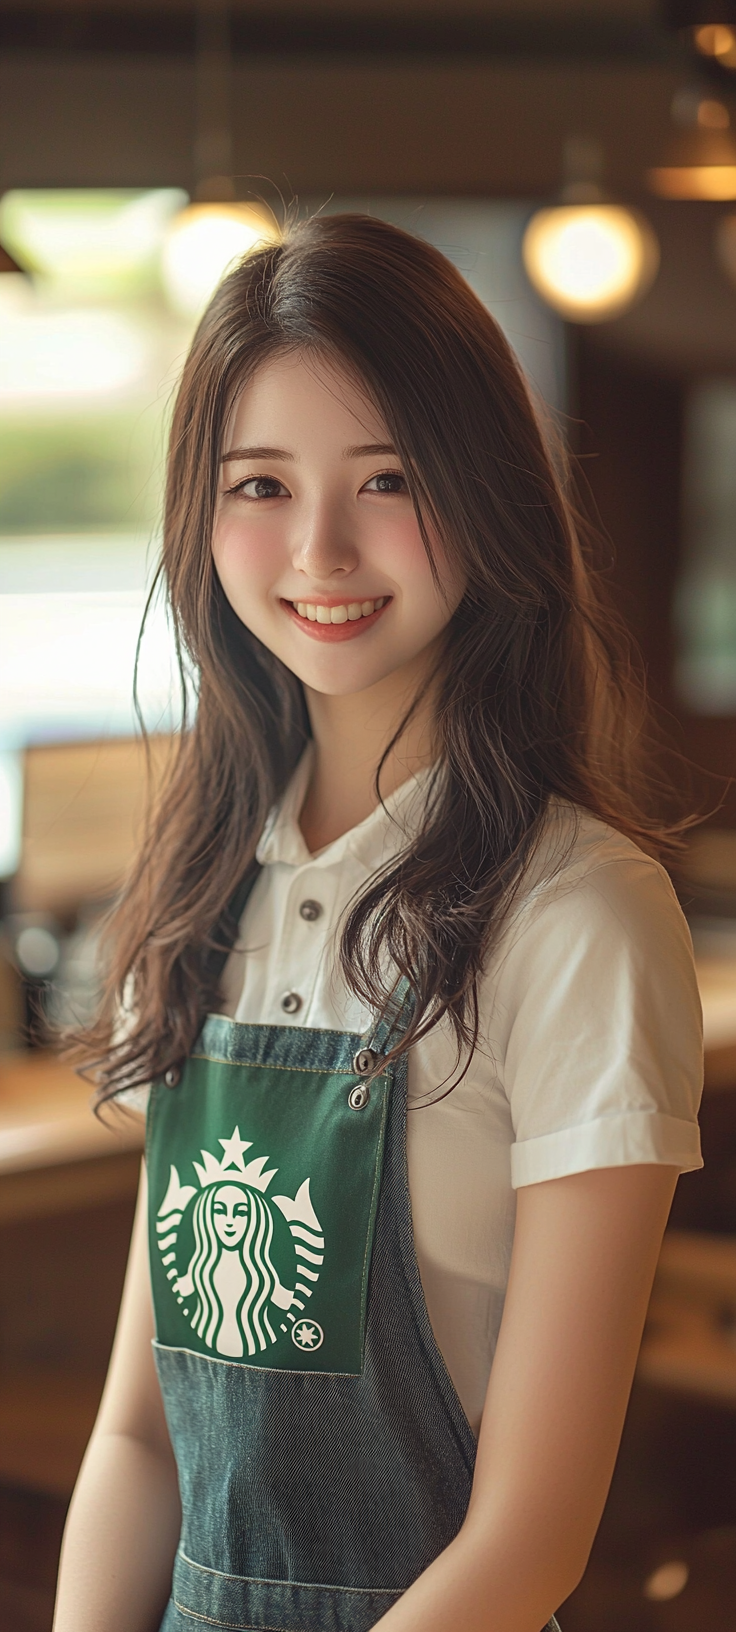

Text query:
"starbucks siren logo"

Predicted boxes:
[[155, 1126, 324, 1358]]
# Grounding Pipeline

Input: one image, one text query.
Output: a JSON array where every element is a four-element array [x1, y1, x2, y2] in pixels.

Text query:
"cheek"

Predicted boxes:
[[212, 513, 281, 596], [363, 511, 434, 598], [373, 514, 462, 619]]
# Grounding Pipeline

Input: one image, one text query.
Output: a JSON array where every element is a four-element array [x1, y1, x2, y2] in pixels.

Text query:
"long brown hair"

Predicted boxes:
[[74, 212, 675, 1102]]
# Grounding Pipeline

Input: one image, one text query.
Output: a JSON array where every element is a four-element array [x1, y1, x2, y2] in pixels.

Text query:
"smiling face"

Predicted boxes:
[[212, 350, 465, 700], [212, 1185, 249, 1248]]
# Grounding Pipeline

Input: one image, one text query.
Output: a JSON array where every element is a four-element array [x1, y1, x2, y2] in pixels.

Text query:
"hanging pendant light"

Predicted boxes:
[[162, 200, 277, 319], [647, 85, 736, 200], [694, 23, 736, 70], [522, 138, 660, 324], [161, 0, 278, 319]]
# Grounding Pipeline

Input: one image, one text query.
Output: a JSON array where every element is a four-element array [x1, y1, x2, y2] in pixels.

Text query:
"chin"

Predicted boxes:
[[298, 670, 386, 698], [297, 653, 411, 696]]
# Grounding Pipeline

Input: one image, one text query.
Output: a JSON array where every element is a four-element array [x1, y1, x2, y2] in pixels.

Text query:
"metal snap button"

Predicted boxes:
[[299, 899, 323, 922], [353, 1047, 377, 1075], [164, 1065, 181, 1089], [348, 1083, 370, 1110], [281, 991, 302, 1014]]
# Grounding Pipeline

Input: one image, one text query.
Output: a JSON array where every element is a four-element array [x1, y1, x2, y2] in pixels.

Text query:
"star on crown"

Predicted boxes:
[[192, 1126, 278, 1192]]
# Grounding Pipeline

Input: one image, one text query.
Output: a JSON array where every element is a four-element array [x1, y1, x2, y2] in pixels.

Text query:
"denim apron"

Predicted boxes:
[[147, 991, 562, 1632]]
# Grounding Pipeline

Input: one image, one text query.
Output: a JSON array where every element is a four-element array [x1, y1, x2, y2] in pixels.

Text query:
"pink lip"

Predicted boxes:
[[280, 598, 391, 642]]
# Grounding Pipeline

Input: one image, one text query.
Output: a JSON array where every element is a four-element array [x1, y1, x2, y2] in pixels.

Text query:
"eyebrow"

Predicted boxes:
[[220, 441, 398, 464], [343, 442, 398, 459], [221, 445, 296, 463]]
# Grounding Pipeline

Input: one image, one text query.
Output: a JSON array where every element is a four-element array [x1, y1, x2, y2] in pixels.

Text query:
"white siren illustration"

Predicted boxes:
[[156, 1127, 325, 1358]]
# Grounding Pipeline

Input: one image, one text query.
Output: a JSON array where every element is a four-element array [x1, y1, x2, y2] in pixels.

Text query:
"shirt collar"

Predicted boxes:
[[255, 743, 435, 873]]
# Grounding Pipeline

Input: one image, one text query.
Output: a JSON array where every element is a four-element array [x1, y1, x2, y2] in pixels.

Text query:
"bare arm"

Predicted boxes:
[[53, 1164, 181, 1632], [374, 1162, 677, 1632]]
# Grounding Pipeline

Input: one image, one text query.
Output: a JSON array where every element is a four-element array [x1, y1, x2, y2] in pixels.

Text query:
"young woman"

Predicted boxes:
[[53, 214, 703, 1632]]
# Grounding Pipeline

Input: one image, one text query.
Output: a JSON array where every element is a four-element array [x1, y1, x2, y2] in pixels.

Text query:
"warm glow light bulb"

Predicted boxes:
[[522, 205, 659, 323], [162, 203, 279, 318], [695, 24, 736, 65], [643, 1561, 689, 1603]]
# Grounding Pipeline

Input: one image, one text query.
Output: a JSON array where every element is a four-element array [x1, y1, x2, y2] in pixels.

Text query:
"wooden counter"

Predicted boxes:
[[0, 1050, 144, 1224], [0, 1053, 143, 1497]]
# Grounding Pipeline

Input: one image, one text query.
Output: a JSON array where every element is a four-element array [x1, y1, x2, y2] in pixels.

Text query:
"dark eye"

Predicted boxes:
[[230, 475, 290, 500], [362, 471, 408, 495]]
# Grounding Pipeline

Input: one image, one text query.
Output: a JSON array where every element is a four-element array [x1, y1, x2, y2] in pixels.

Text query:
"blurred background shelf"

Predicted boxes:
[[639, 1230, 736, 1404]]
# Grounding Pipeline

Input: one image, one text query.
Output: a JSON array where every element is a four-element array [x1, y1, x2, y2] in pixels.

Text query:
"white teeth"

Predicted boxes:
[[291, 597, 388, 622]]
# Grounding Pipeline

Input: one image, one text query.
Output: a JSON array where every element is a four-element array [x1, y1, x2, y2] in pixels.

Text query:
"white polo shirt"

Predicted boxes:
[[218, 749, 703, 1433]]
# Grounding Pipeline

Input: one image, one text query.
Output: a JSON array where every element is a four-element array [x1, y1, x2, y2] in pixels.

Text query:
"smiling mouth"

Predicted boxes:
[[281, 596, 391, 641], [291, 597, 388, 624]]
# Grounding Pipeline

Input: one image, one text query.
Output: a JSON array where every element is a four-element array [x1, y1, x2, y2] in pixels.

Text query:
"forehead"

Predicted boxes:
[[214, 1184, 248, 1204], [226, 349, 388, 448]]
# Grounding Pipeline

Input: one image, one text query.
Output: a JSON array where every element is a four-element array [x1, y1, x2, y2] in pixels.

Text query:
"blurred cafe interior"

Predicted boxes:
[[4, 0, 736, 1627]]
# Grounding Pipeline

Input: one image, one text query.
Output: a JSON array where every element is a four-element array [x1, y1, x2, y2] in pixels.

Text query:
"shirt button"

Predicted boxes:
[[281, 991, 303, 1014], [299, 899, 323, 922]]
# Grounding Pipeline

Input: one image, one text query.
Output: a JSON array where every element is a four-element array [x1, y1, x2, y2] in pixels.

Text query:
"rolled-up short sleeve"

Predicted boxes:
[[496, 850, 703, 1188]]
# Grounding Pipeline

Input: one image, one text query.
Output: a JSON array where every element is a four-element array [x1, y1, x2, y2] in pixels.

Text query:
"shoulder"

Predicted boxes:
[[482, 800, 701, 1065], [500, 801, 691, 964]]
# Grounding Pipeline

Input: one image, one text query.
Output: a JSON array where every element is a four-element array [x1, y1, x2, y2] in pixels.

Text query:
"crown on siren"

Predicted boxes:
[[192, 1126, 278, 1192]]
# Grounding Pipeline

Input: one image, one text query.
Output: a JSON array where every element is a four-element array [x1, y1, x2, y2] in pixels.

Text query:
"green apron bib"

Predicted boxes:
[[147, 999, 562, 1631]]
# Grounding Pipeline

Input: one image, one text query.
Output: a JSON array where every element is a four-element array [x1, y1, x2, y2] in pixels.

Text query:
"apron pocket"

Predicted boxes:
[[171, 1549, 403, 1632]]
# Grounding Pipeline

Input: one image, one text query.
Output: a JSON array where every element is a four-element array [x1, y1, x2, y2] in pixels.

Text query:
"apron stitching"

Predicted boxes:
[[357, 1085, 391, 1356], [178, 1550, 401, 1594], [191, 1055, 389, 1079], [203, 1015, 373, 1039], [153, 1340, 361, 1378], [173, 1599, 290, 1629]]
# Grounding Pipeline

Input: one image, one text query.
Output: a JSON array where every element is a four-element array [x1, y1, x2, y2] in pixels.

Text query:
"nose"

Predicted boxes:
[[291, 494, 359, 582]]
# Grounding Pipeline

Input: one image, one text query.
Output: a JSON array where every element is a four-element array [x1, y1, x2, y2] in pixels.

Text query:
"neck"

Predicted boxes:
[[299, 646, 439, 853]]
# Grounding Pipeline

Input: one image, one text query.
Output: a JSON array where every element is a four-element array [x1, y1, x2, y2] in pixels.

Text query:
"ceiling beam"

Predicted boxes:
[[0, 53, 689, 195], [0, 5, 676, 62]]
